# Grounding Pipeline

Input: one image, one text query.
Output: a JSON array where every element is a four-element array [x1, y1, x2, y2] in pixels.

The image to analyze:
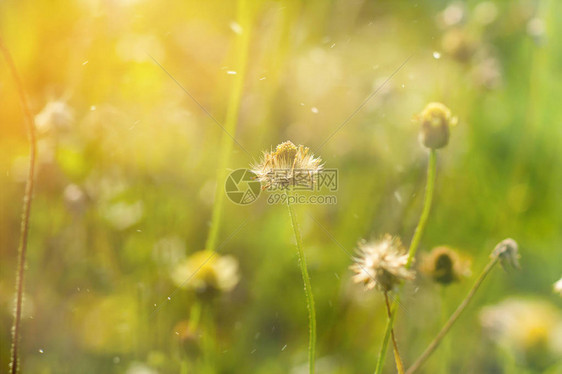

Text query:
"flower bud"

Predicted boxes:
[[421, 246, 471, 285], [415, 102, 457, 149], [491, 238, 520, 270]]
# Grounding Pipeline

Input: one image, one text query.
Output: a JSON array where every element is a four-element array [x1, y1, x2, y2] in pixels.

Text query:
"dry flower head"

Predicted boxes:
[[350, 235, 415, 292], [251, 140, 323, 190]]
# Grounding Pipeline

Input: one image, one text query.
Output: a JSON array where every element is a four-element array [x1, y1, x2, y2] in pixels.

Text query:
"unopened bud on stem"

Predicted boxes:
[[415, 102, 457, 149], [491, 238, 520, 270]]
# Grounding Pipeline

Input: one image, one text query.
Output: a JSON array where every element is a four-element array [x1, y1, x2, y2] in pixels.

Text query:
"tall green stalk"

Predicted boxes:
[[205, 0, 253, 252], [374, 150, 437, 374], [406, 150, 437, 267], [286, 195, 317, 374], [1, 38, 38, 374], [384, 292, 405, 374]]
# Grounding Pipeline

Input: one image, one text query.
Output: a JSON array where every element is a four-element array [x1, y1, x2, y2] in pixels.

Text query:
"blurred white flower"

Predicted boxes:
[[527, 18, 546, 45], [35, 100, 74, 134], [64, 184, 88, 214], [152, 236, 186, 268], [102, 201, 144, 230], [480, 298, 562, 369], [440, 3, 465, 27], [125, 362, 158, 374], [527, 18, 545, 38], [554, 277, 562, 297], [472, 54, 503, 90]]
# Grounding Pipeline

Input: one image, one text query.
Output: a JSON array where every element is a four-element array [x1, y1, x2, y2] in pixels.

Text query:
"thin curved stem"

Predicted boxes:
[[286, 194, 316, 374], [406, 149, 437, 267], [1, 38, 38, 374], [204, 0, 252, 252], [406, 257, 499, 374], [384, 292, 405, 374], [375, 149, 437, 374], [375, 293, 401, 374]]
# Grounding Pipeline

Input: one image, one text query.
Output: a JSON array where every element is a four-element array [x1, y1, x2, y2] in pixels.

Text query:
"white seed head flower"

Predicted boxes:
[[350, 235, 415, 292], [251, 140, 323, 190], [554, 277, 562, 297]]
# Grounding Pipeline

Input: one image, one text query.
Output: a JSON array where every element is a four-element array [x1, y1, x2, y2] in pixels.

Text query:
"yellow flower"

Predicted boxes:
[[350, 235, 414, 292], [172, 250, 239, 295], [251, 140, 323, 190]]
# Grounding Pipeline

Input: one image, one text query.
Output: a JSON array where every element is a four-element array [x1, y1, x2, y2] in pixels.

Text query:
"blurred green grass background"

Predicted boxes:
[[1, 0, 561, 373]]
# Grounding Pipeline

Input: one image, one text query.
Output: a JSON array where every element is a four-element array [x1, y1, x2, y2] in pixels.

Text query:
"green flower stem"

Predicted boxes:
[[375, 149, 437, 374], [439, 287, 449, 374], [1, 38, 38, 374], [286, 193, 317, 374], [205, 0, 252, 252], [384, 292, 405, 374], [201, 304, 216, 374], [406, 149, 437, 267], [406, 257, 499, 374]]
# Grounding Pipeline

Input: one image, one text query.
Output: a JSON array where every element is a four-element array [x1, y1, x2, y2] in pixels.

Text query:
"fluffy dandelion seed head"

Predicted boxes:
[[350, 234, 415, 292], [491, 238, 520, 270], [421, 246, 471, 285], [415, 102, 457, 149], [172, 250, 239, 296], [251, 140, 323, 190]]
